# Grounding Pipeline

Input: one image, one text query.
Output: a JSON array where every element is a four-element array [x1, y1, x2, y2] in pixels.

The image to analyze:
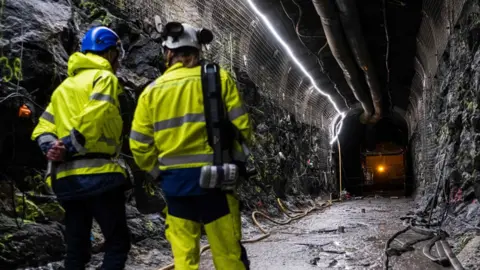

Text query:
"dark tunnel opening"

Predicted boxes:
[[329, 0, 423, 198], [334, 113, 411, 197]]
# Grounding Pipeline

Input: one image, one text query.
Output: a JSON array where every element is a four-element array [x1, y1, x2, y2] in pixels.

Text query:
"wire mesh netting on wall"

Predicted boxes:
[[408, 0, 466, 117], [406, 0, 467, 187], [96, 0, 338, 133]]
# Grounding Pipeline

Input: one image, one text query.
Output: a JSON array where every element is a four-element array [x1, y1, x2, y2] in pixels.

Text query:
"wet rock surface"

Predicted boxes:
[[198, 199, 448, 270]]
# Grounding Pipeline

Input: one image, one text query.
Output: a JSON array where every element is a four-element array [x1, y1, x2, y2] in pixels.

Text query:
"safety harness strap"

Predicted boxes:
[[201, 63, 226, 165]]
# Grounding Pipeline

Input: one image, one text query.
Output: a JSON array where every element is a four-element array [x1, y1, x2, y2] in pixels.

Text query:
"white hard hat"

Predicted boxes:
[[161, 22, 213, 50]]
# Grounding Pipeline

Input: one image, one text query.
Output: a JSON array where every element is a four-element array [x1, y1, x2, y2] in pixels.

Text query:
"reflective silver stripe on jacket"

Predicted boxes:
[[41, 111, 55, 124], [228, 106, 246, 121], [56, 158, 115, 173], [71, 129, 87, 155], [37, 134, 57, 145], [158, 154, 213, 166], [90, 93, 115, 105], [129, 130, 154, 145], [158, 151, 247, 166], [154, 113, 205, 132]]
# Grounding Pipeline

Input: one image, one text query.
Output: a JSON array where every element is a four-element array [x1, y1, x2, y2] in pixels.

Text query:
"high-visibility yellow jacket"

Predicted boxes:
[[130, 62, 252, 196], [31, 52, 127, 199]]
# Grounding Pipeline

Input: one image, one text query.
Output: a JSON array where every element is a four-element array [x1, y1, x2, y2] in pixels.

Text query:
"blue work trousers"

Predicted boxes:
[[61, 187, 131, 270]]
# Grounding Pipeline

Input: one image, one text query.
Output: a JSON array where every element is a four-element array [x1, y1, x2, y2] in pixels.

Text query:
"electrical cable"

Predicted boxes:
[[279, 0, 325, 39], [384, 215, 442, 269], [337, 138, 342, 198], [383, 225, 410, 269], [0, 172, 26, 229], [427, 155, 448, 227], [278, 0, 350, 109], [382, 0, 393, 110], [0, 91, 45, 111], [280, 0, 327, 73]]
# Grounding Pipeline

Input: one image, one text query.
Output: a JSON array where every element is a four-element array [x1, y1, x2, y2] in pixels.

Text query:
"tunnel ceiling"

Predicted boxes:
[[98, 0, 468, 138], [267, 0, 466, 126], [260, 0, 468, 137]]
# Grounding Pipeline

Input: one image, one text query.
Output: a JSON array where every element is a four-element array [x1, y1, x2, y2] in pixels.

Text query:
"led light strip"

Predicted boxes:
[[246, 0, 346, 144]]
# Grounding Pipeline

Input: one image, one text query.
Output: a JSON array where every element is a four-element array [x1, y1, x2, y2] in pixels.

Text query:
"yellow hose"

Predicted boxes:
[[337, 139, 342, 199], [158, 198, 331, 270]]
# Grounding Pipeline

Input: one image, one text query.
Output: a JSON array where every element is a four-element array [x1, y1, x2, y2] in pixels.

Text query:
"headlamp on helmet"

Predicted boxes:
[[160, 21, 214, 50], [197, 28, 214, 45], [161, 22, 184, 40]]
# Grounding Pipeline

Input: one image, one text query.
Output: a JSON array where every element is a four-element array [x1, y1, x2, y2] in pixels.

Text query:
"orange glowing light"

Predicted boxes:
[[377, 165, 385, 173]]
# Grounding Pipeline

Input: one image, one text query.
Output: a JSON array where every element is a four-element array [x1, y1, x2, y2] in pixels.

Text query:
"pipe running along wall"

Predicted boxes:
[[311, 0, 374, 122], [335, 0, 383, 122]]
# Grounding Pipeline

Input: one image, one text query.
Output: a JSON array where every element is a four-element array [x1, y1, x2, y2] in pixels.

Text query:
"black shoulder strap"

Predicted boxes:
[[201, 62, 227, 165]]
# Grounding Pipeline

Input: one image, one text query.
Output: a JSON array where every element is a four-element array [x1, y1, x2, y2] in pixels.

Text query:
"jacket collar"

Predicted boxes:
[[163, 62, 185, 75]]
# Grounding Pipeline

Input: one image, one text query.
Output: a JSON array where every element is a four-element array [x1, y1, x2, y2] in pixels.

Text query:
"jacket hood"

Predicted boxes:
[[68, 52, 113, 76]]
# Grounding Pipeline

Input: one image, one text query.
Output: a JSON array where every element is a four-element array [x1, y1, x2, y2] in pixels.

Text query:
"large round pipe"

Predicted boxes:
[[335, 0, 383, 122], [311, 0, 374, 122]]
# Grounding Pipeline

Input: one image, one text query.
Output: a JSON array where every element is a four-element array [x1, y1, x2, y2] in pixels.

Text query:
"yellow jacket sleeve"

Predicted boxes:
[[222, 70, 253, 146], [129, 87, 159, 178], [31, 103, 58, 153], [68, 73, 122, 153]]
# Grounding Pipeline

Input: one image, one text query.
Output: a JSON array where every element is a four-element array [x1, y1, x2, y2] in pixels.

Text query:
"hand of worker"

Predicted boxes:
[[46, 140, 66, 162]]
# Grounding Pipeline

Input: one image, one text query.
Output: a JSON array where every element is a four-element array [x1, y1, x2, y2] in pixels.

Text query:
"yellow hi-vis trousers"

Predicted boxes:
[[164, 191, 249, 270]]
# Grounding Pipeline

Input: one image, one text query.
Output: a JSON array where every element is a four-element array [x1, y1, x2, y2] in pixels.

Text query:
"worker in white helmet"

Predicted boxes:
[[130, 22, 253, 269]]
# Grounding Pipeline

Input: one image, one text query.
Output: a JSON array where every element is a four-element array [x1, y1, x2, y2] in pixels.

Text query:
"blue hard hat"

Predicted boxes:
[[81, 26, 122, 54]]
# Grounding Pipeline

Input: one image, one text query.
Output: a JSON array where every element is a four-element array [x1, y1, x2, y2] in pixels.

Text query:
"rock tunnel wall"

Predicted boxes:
[[408, 0, 480, 203], [0, 1, 337, 268], [406, 0, 468, 191], [406, 0, 480, 259]]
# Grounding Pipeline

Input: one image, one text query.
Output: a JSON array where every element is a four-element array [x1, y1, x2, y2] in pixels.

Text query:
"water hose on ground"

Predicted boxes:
[[384, 216, 444, 270], [440, 240, 465, 270], [409, 218, 437, 236], [393, 233, 433, 250], [435, 241, 448, 264], [157, 199, 332, 270], [337, 138, 342, 199], [422, 235, 444, 262], [383, 226, 410, 269], [389, 216, 465, 269], [421, 237, 465, 269]]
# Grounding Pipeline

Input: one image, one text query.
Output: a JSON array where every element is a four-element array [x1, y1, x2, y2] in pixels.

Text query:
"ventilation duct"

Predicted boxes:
[[311, 0, 374, 122]]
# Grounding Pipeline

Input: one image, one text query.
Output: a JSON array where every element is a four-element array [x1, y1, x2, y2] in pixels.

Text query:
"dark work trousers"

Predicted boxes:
[[61, 187, 131, 270]]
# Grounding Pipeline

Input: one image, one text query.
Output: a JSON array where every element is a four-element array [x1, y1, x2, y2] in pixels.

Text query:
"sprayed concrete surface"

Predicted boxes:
[[200, 198, 452, 270]]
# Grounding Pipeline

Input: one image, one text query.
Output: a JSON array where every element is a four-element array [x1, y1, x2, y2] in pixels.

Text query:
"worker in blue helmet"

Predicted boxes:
[[31, 26, 131, 269]]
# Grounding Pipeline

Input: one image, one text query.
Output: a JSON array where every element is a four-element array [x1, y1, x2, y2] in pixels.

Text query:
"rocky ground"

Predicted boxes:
[[200, 198, 471, 270]]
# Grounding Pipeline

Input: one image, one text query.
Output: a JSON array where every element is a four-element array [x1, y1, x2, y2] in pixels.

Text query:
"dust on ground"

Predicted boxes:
[[199, 198, 451, 270]]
